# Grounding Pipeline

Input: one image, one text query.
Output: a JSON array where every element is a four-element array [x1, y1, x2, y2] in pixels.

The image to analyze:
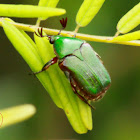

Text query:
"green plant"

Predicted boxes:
[[0, 0, 140, 134]]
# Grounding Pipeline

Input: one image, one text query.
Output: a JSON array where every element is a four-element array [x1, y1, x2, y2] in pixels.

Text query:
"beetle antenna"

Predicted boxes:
[[35, 27, 48, 37], [58, 17, 67, 35]]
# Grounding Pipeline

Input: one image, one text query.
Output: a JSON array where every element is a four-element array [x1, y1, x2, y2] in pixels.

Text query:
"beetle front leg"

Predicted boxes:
[[33, 57, 58, 74]]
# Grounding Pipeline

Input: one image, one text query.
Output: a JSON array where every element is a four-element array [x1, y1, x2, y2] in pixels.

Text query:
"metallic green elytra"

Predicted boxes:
[[34, 18, 111, 109]]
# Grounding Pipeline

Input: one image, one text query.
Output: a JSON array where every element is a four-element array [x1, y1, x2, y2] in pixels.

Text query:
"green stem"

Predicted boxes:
[[36, 18, 41, 26], [114, 31, 120, 37], [0, 18, 140, 46], [74, 25, 80, 34]]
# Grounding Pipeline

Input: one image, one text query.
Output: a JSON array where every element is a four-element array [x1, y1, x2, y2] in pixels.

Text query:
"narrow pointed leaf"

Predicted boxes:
[[38, 0, 60, 20], [112, 30, 140, 41], [117, 2, 140, 33], [2, 20, 41, 71], [76, 0, 105, 27], [34, 34, 93, 133], [77, 98, 93, 130], [0, 4, 65, 18], [38, 0, 59, 7], [0, 104, 36, 128], [2, 20, 62, 108], [34, 34, 63, 109]]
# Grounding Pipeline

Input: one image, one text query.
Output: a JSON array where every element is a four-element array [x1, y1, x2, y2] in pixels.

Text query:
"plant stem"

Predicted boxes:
[[0, 18, 140, 47], [36, 18, 41, 26], [114, 31, 120, 37], [74, 25, 80, 34]]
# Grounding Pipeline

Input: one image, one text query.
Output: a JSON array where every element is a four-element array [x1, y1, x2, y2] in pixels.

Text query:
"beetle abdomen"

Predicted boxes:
[[59, 43, 111, 98]]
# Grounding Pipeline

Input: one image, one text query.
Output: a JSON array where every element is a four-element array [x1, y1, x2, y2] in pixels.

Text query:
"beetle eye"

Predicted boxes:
[[49, 38, 54, 44]]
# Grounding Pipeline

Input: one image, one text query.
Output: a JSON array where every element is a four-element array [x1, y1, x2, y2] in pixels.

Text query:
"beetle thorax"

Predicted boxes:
[[53, 36, 84, 59]]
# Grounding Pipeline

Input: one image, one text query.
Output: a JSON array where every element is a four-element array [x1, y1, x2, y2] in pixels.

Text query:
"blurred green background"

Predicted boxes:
[[0, 0, 140, 139]]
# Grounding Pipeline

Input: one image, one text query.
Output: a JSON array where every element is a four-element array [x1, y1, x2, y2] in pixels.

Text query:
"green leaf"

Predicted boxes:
[[77, 98, 92, 130], [0, 104, 36, 128], [38, 0, 59, 7], [0, 4, 65, 18], [2, 19, 62, 109], [34, 34, 93, 133], [2, 20, 41, 71], [34, 33, 63, 109], [112, 30, 140, 41], [38, 0, 60, 20], [76, 0, 105, 27], [117, 2, 140, 33]]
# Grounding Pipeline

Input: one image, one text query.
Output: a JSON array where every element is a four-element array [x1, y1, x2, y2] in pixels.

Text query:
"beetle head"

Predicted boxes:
[[47, 36, 54, 44], [47, 35, 61, 44]]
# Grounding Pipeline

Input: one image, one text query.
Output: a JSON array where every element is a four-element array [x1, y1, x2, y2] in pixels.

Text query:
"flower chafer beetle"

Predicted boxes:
[[34, 18, 111, 110]]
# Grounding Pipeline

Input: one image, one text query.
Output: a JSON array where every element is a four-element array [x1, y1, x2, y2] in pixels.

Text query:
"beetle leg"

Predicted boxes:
[[35, 28, 48, 38], [33, 57, 58, 74], [70, 76, 96, 110]]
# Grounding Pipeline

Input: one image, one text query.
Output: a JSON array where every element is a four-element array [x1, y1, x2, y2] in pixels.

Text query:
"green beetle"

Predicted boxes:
[[34, 18, 111, 109]]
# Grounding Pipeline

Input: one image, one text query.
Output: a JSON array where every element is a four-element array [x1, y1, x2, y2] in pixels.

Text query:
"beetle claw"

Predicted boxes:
[[28, 72, 36, 78], [34, 31, 40, 37], [34, 27, 47, 37]]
